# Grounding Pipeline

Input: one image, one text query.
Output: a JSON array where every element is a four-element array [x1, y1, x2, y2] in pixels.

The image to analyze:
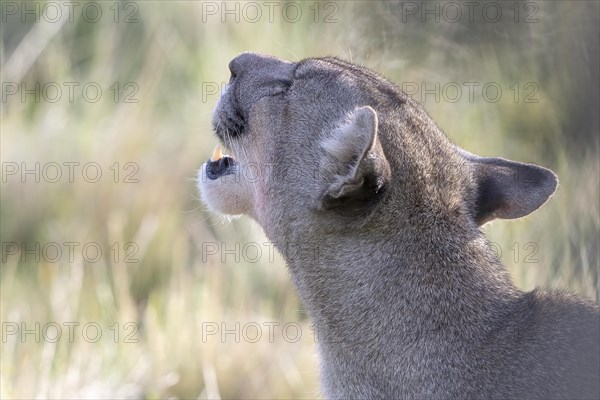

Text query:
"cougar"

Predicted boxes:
[[198, 52, 600, 399]]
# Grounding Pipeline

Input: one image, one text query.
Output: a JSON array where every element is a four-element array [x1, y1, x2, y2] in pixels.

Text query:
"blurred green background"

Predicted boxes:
[[1, 1, 598, 398]]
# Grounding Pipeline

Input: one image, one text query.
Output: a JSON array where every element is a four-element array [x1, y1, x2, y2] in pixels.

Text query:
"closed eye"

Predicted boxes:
[[268, 79, 292, 96]]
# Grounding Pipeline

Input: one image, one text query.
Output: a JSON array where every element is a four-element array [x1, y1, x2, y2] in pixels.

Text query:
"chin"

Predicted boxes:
[[197, 163, 252, 216]]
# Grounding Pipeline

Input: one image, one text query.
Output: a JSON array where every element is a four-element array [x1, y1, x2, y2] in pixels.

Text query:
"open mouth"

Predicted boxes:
[[205, 144, 236, 180]]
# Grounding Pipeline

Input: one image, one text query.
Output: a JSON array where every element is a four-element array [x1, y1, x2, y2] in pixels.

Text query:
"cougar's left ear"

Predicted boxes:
[[319, 106, 391, 216]]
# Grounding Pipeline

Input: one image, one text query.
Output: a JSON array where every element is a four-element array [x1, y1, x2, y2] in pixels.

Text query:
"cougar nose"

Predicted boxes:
[[228, 52, 294, 81], [229, 52, 266, 77]]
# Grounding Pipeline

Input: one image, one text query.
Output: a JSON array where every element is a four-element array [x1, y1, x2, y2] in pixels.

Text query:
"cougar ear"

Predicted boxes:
[[319, 106, 391, 216], [463, 152, 559, 225]]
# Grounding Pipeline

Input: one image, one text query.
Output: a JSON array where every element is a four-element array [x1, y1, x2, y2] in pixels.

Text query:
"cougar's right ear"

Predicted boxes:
[[319, 106, 391, 216]]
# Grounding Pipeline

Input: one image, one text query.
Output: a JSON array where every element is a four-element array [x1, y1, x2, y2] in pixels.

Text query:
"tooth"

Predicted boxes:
[[211, 144, 223, 161]]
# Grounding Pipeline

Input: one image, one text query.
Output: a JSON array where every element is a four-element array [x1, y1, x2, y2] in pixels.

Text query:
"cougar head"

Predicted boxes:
[[198, 52, 558, 241]]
